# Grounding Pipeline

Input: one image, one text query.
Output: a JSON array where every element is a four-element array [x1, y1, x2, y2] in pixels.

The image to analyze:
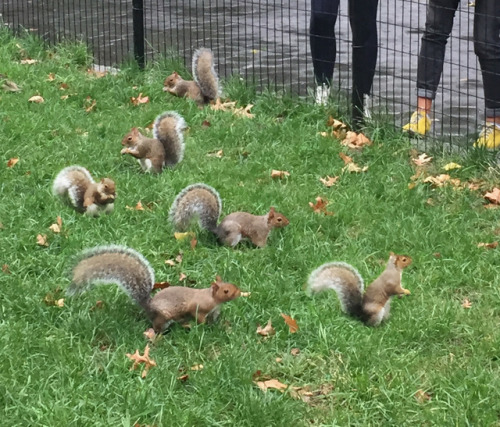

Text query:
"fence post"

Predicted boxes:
[[132, 0, 145, 69]]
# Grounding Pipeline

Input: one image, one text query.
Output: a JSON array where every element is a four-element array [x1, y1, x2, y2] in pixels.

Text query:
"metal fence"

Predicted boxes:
[[0, 0, 486, 148]]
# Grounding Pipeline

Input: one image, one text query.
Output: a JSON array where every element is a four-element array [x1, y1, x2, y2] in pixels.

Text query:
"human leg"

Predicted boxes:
[[473, 0, 500, 148], [403, 0, 459, 135], [348, 0, 379, 126], [310, 0, 340, 104]]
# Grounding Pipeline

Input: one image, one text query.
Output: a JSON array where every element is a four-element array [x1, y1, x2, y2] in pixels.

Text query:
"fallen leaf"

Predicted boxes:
[[47, 73, 55, 81], [462, 298, 472, 309], [36, 234, 48, 246], [7, 158, 19, 168], [414, 389, 432, 403], [177, 374, 189, 381], [55, 298, 64, 307], [28, 95, 44, 103], [2, 264, 10, 274], [318, 131, 330, 137], [153, 281, 171, 290], [339, 152, 352, 164], [281, 313, 299, 333], [319, 175, 339, 187], [143, 328, 162, 344], [271, 170, 290, 179], [210, 98, 237, 111], [233, 104, 255, 119], [130, 93, 150, 106], [477, 241, 498, 249], [174, 231, 196, 241], [179, 273, 187, 282], [86, 68, 108, 78], [290, 348, 300, 356], [84, 96, 97, 112], [423, 174, 457, 187], [202, 120, 211, 128], [308, 196, 334, 216], [2, 80, 21, 92], [126, 201, 145, 211], [206, 149, 224, 158], [59, 82, 69, 90], [275, 357, 283, 363], [256, 319, 276, 337], [343, 162, 368, 173], [484, 188, 500, 204], [326, 116, 347, 130], [20, 58, 38, 64], [443, 162, 462, 171], [254, 378, 288, 392], [240, 291, 251, 297], [49, 216, 62, 233], [60, 95, 69, 100], [190, 237, 198, 250], [190, 364, 204, 371], [340, 131, 372, 150], [126, 344, 156, 378], [165, 259, 176, 267], [175, 253, 183, 264], [433, 252, 441, 258], [412, 153, 433, 166]]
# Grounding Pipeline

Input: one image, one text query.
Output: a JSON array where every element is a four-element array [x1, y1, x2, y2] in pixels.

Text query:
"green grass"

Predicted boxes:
[[1, 30, 500, 426]]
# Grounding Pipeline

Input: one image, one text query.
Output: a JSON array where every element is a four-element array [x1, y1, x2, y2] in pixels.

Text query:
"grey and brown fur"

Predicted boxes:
[[121, 111, 186, 173], [68, 245, 241, 332], [169, 183, 290, 248], [163, 48, 220, 105], [307, 253, 412, 326], [52, 166, 116, 216]]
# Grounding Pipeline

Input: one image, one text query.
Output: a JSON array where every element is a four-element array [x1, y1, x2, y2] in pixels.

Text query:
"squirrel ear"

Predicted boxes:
[[174, 71, 179, 77], [131, 127, 139, 134], [211, 281, 220, 293], [269, 207, 275, 219], [215, 275, 222, 283], [389, 251, 395, 256]]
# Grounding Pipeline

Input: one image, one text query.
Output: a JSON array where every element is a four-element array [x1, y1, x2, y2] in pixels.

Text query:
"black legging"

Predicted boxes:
[[310, 0, 379, 118]]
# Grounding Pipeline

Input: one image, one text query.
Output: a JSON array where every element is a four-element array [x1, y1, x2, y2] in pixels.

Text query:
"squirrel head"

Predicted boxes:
[[211, 275, 241, 302], [95, 178, 116, 203], [163, 71, 180, 90], [267, 207, 290, 228], [389, 252, 412, 270], [121, 127, 140, 146]]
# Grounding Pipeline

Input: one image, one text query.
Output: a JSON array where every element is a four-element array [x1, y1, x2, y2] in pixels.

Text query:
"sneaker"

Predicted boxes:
[[474, 122, 500, 149], [315, 84, 330, 106], [402, 111, 431, 136]]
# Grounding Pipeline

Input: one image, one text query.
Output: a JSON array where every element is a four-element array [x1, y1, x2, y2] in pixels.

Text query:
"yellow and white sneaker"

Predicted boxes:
[[402, 111, 432, 136], [474, 122, 500, 149]]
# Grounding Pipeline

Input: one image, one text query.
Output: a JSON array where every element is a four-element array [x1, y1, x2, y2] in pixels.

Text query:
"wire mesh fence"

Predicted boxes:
[[0, 0, 489, 150]]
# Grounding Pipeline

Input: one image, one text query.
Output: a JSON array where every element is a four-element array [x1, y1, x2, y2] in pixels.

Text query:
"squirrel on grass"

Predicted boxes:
[[53, 166, 116, 216], [68, 245, 241, 332], [307, 252, 412, 326], [163, 48, 220, 106], [169, 183, 290, 247], [121, 111, 186, 173]]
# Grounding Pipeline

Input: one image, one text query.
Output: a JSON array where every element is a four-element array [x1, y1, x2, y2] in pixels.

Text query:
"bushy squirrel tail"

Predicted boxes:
[[68, 245, 155, 311], [153, 111, 187, 167], [169, 183, 222, 233], [307, 262, 364, 317], [192, 48, 219, 102]]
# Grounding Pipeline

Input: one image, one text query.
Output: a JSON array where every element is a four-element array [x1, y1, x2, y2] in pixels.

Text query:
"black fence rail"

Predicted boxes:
[[0, 0, 487, 149]]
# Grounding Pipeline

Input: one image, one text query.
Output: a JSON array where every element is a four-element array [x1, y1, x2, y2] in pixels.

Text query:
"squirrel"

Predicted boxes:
[[53, 166, 116, 216], [121, 111, 186, 173], [169, 183, 290, 247], [307, 252, 412, 326], [163, 48, 220, 106], [68, 245, 241, 332]]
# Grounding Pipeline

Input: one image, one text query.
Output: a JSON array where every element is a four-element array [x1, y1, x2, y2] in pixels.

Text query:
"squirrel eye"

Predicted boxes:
[[277, 217, 282, 222], [128, 136, 132, 141], [224, 289, 229, 294]]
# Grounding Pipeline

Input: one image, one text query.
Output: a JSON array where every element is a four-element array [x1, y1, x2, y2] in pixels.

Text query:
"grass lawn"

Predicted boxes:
[[1, 30, 500, 426]]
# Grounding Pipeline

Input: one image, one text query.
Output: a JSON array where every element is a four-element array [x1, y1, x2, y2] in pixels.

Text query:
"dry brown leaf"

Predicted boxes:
[[20, 58, 38, 64], [333, 128, 347, 140], [206, 149, 224, 158], [165, 259, 176, 267], [477, 241, 498, 249], [47, 73, 56, 81], [2, 80, 21, 92], [28, 95, 44, 103], [423, 174, 452, 187], [36, 234, 48, 247], [308, 196, 334, 216], [484, 188, 500, 204], [340, 131, 372, 150], [339, 152, 352, 164], [254, 378, 288, 392], [174, 231, 196, 241], [275, 357, 283, 363], [130, 93, 150, 106], [202, 120, 211, 128], [343, 162, 368, 173], [256, 319, 276, 337], [240, 291, 251, 297], [126, 201, 145, 211], [319, 175, 339, 187], [190, 364, 204, 371], [190, 237, 198, 250], [234, 104, 255, 119], [175, 253, 183, 263], [271, 170, 290, 179], [290, 348, 300, 356], [414, 389, 432, 403], [59, 82, 69, 90], [179, 273, 187, 282], [177, 374, 189, 382], [84, 96, 97, 113], [49, 216, 62, 233], [2, 264, 10, 274], [462, 298, 472, 309], [7, 158, 19, 168], [210, 98, 237, 111], [412, 153, 433, 166], [143, 328, 156, 341], [326, 116, 347, 130], [86, 68, 108, 78], [281, 313, 299, 333], [153, 281, 171, 290], [126, 344, 156, 378]]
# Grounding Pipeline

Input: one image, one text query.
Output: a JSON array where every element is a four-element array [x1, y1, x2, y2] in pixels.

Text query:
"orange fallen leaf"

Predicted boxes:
[[326, 116, 347, 130], [423, 174, 460, 187], [256, 319, 276, 337], [28, 95, 44, 103], [414, 389, 432, 403], [462, 298, 472, 309], [143, 328, 156, 341], [271, 169, 290, 179], [339, 152, 352, 164], [59, 82, 69, 90], [7, 158, 19, 168], [281, 313, 299, 333], [254, 378, 288, 392], [130, 93, 150, 106], [484, 188, 500, 204], [49, 216, 62, 233], [412, 153, 433, 166], [126, 344, 156, 378], [177, 374, 189, 381], [190, 237, 198, 250], [308, 196, 334, 216], [36, 234, 48, 247], [340, 131, 372, 150], [477, 241, 498, 249], [153, 281, 171, 290], [290, 348, 300, 356], [210, 98, 237, 111], [319, 175, 339, 187], [126, 201, 145, 211], [202, 120, 211, 128]]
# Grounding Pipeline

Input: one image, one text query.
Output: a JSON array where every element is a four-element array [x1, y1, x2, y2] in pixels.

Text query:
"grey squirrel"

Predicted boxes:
[[68, 245, 241, 332], [163, 48, 220, 105], [53, 166, 116, 216], [121, 111, 186, 173], [307, 252, 412, 326], [169, 183, 290, 247]]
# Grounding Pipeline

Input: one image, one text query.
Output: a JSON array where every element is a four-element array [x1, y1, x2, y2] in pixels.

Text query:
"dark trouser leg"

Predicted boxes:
[[310, 0, 340, 85], [349, 0, 379, 127], [417, 0, 459, 100], [474, 0, 500, 119]]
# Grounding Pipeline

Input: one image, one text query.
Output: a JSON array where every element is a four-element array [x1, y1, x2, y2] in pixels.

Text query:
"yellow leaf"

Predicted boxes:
[[443, 162, 462, 171], [174, 232, 196, 241]]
